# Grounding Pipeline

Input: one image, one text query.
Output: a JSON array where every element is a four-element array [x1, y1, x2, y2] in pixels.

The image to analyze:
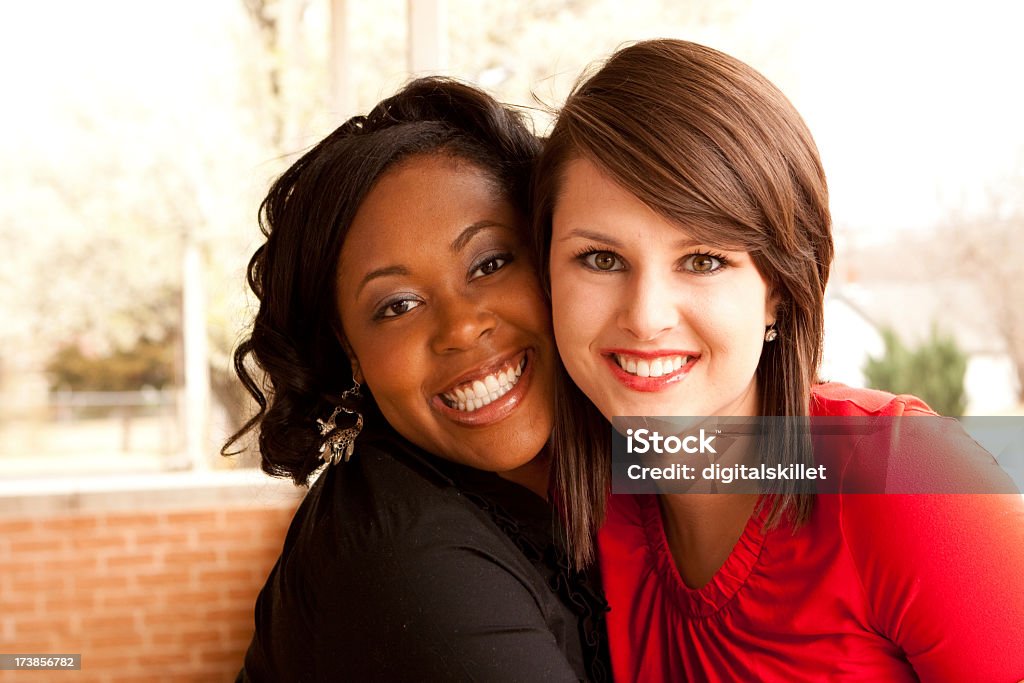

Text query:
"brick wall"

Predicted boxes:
[[0, 474, 302, 682]]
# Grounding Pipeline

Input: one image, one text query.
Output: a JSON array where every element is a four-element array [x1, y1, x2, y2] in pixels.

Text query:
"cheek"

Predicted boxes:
[[507, 272, 553, 334], [550, 273, 594, 355], [349, 331, 422, 410], [699, 284, 769, 367]]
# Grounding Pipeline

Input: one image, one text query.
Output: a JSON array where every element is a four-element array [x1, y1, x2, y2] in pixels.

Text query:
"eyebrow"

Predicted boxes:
[[451, 220, 506, 252], [355, 265, 409, 297], [558, 228, 704, 250], [354, 221, 508, 297]]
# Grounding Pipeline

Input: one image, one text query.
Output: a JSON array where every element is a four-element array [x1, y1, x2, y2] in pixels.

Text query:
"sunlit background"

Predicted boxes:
[[1, 2, 1022, 679], [1, 0, 1022, 479]]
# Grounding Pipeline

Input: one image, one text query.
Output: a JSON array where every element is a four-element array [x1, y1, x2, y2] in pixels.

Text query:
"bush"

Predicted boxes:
[[863, 325, 968, 417], [46, 336, 176, 392]]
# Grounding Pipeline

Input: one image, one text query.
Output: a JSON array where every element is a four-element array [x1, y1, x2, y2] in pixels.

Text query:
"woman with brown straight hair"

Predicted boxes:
[[534, 39, 1024, 681]]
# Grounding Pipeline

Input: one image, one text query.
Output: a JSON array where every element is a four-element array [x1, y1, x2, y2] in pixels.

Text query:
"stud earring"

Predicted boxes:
[[316, 380, 363, 465], [764, 325, 778, 343]]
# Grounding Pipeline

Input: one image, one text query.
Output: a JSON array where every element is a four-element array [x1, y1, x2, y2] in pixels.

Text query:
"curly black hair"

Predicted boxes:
[[224, 78, 541, 485]]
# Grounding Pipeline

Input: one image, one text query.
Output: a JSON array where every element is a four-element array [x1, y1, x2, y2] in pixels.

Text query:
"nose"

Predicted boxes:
[[430, 292, 498, 354], [617, 271, 679, 341]]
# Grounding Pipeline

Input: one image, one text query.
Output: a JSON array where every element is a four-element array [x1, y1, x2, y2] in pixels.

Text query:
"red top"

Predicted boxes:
[[598, 383, 1024, 682]]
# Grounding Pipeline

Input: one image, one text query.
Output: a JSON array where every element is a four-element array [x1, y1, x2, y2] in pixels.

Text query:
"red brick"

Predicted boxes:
[[81, 614, 139, 632], [180, 629, 220, 645], [195, 568, 252, 584], [87, 633, 146, 649], [197, 648, 241, 666], [0, 502, 295, 680], [162, 510, 219, 526], [0, 673, 59, 683], [134, 531, 189, 547], [39, 515, 100, 533], [135, 569, 190, 589], [45, 594, 97, 613], [104, 511, 160, 528], [163, 549, 217, 566], [223, 546, 277, 564], [1, 637, 54, 652], [195, 526, 258, 544], [71, 535, 129, 552], [0, 519, 38, 535], [79, 652, 137, 671], [104, 553, 159, 570], [136, 652, 188, 668], [15, 617, 75, 635], [159, 589, 225, 607], [11, 575, 69, 594], [1, 596, 40, 615], [9, 537, 71, 554], [95, 592, 153, 610], [0, 558, 41, 577], [72, 574, 132, 592], [41, 556, 96, 574], [200, 606, 251, 623]]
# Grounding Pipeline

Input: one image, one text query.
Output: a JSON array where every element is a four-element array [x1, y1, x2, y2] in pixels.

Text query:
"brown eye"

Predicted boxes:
[[470, 252, 513, 280], [685, 253, 724, 274], [376, 297, 423, 319], [581, 251, 624, 271]]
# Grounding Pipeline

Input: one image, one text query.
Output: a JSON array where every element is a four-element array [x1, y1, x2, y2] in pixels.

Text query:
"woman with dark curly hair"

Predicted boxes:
[[228, 78, 607, 682]]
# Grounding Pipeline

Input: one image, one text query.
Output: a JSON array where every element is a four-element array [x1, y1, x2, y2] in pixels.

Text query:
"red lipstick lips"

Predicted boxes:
[[602, 349, 699, 393]]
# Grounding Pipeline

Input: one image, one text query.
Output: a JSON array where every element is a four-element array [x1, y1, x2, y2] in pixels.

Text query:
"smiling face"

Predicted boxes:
[[337, 153, 554, 472], [549, 157, 777, 421]]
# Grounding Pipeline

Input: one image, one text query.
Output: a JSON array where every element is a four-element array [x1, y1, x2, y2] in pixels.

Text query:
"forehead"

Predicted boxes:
[[553, 158, 694, 242], [554, 156, 754, 254], [342, 154, 510, 257]]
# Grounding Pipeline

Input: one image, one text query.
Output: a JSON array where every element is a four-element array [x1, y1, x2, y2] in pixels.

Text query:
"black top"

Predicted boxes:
[[237, 432, 608, 682]]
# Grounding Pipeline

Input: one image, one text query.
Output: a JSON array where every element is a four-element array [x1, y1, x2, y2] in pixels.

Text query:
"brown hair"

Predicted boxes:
[[533, 40, 834, 566]]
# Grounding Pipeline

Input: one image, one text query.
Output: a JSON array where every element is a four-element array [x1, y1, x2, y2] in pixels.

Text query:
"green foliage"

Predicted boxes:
[[863, 325, 968, 417], [46, 336, 176, 393]]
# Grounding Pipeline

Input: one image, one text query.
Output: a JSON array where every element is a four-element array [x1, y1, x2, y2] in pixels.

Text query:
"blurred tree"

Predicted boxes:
[[863, 325, 968, 417], [46, 333, 175, 393], [942, 191, 1024, 402], [0, 0, 792, 462], [445, 0, 766, 130], [0, 3, 279, 452]]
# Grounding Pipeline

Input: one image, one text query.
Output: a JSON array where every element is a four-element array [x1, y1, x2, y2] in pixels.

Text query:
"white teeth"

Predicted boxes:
[[440, 356, 528, 412], [615, 354, 690, 378]]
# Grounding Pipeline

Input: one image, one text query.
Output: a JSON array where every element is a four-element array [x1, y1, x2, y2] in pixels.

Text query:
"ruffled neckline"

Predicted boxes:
[[638, 494, 769, 618]]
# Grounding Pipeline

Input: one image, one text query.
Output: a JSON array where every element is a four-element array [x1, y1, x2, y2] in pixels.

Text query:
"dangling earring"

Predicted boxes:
[[316, 380, 364, 465], [764, 324, 778, 343]]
